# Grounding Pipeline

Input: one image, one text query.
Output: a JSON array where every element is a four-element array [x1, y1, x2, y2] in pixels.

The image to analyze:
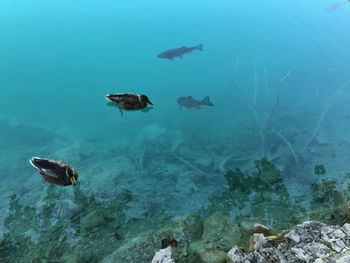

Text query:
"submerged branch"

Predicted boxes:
[[219, 154, 251, 172], [265, 70, 292, 125], [171, 153, 213, 176], [271, 129, 298, 164], [303, 80, 349, 151]]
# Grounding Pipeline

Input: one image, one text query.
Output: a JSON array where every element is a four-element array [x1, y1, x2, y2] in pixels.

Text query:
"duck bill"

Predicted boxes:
[[69, 176, 77, 185], [66, 168, 77, 185]]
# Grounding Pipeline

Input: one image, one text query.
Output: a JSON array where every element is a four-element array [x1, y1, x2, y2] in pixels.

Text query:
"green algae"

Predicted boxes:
[[0, 185, 133, 263], [201, 212, 241, 252], [2, 159, 350, 262], [254, 158, 282, 186], [314, 164, 327, 176], [310, 178, 350, 225], [188, 212, 241, 263], [189, 242, 227, 263], [102, 214, 204, 263], [205, 159, 350, 249], [0, 185, 205, 263], [210, 159, 294, 224], [224, 158, 284, 195]]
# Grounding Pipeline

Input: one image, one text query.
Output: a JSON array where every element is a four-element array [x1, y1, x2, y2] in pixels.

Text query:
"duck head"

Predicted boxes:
[[30, 157, 78, 186], [140, 95, 153, 105]]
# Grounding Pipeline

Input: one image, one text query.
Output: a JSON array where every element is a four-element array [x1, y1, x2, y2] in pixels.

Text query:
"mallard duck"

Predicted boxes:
[[29, 157, 78, 186], [105, 93, 153, 116]]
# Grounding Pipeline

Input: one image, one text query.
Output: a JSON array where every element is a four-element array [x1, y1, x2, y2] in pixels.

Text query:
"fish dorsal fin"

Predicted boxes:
[[180, 46, 186, 49], [187, 96, 193, 99]]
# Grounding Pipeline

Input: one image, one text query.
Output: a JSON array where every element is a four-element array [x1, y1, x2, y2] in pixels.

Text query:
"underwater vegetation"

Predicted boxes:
[[203, 159, 350, 252], [0, 185, 133, 262], [309, 166, 350, 226], [2, 158, 349, 262], [207, 159, 300, 233]]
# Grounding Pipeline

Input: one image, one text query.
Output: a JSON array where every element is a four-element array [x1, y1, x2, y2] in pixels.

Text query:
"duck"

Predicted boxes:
[[105, 93, 153, 116], [29, 157, 78, 186]]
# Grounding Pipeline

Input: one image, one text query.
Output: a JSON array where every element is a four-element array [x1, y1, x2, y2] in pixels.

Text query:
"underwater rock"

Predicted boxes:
[[188, 212, 241, 263], [202, 212, 241, 252], [251, 223, 273, 236], [189, 241, 227, 263], [227, 221, 350, 262], [248, 233, 268, 251], [151, 246, 175, 263], [102, 215, 203, 263], [240, 222, 273, 236], [80, 210, 110, 236], [60, 253, 79, 263]]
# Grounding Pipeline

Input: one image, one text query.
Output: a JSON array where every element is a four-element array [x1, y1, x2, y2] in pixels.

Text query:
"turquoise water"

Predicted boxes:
[[1, 0, 350, 262]]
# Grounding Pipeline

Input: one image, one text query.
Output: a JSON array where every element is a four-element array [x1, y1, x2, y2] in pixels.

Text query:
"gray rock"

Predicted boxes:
[[151, 247, 175, 263], [249, 233, 268, 251], [227, 221, 350, 263]]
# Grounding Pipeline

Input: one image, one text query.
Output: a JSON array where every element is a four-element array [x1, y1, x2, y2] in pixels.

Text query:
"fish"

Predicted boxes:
[[177, 95, 214, 109], [105, 93, 153, 116], [29, 157, 78, 186], [157, 44, 203, 60]]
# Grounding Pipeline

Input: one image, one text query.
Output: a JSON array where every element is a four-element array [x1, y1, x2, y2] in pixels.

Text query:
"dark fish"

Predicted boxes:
[[157, 44, 203, 60], [177, 95, 214, 109], [30, 157, 78, 186], [105, 93, 153, 116]]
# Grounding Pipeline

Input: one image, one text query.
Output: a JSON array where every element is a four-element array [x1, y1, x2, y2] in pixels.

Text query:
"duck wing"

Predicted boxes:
[[118, 94, 140, 104], [107, 93, 140, 104]]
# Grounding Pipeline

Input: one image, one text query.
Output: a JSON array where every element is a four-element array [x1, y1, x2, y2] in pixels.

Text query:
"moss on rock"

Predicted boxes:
[[190, 241, 227, 263], [202, 212, 241, 252]]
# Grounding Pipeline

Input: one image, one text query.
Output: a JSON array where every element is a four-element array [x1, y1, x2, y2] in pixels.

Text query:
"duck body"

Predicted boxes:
[[30, 157, 78, 186], [105, 93, 153, 112]]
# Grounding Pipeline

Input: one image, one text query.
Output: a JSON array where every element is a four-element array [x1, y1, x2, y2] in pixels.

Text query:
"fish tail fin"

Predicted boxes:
[[197, 44, 204, 51], [202, 95, 214, 106]]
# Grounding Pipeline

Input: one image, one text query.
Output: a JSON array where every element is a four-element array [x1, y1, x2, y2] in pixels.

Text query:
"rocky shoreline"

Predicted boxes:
[[152, 221, 350, 263]]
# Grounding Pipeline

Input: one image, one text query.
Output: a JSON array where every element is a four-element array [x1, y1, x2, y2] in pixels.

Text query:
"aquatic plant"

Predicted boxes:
[[3, 157, 350, 262], [102, 213, 207, 263], [1, 194, 38, 261], [211, 159, 296, 225], [188, 212, 241, 263], [224, 158, 283, 192], [0, 184, 133, 262], [314, 164, 327, 176], [310, 167, 350, 225]]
